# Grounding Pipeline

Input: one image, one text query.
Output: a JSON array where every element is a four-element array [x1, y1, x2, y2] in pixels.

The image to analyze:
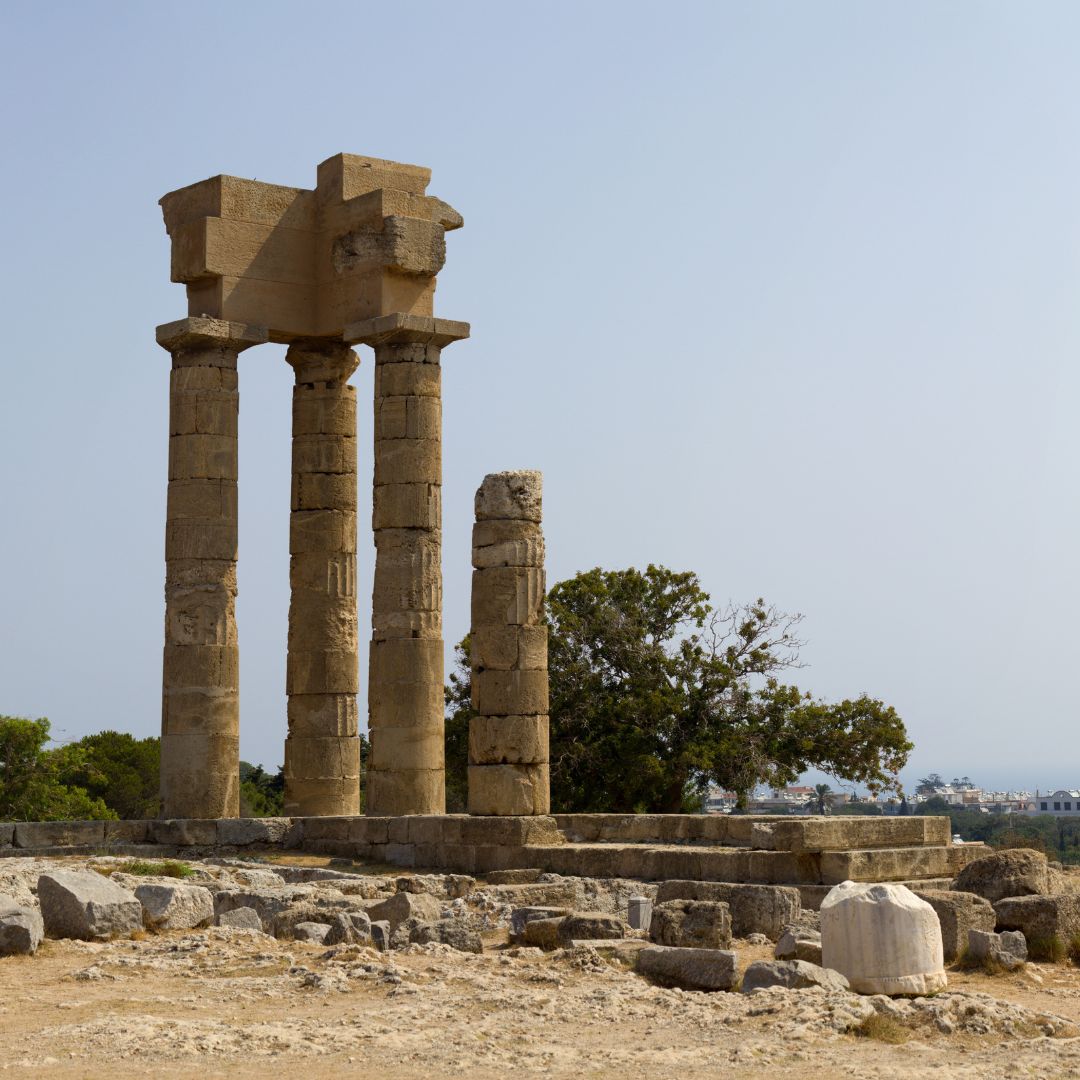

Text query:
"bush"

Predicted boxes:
[[853, 1013, 911, 1044], [1026, 935, 1066, 963]]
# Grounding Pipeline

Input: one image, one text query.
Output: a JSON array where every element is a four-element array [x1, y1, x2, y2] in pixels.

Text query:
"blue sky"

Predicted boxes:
[[1, 1, 1079, 794]]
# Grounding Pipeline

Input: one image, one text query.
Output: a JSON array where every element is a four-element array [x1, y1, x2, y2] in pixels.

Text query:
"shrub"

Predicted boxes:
[[853, 1013, 911, 1044], [1025, 935, 1066, 963], [122, 860, 194, 879]]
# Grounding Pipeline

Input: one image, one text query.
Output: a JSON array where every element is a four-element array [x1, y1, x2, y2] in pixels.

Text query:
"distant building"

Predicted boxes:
[[1032, 790, 1080, 816]]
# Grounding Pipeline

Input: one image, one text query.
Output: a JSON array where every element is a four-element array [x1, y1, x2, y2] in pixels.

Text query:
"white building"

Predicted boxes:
[[1032, 790, 1080, 816]]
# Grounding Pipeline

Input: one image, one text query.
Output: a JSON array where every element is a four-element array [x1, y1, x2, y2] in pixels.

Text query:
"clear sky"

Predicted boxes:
[[1, 1, 1078, 796]]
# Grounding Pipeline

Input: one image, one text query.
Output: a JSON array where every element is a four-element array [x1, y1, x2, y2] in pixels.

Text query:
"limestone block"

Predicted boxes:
[[293, 921, 333, 943], [369, 726, 445, 771], [774, 926, 822, 964], [170, 365, 237, 393], [475, 470, 542, 522], [166, 520, 237, 561], [217, 907, 264, 931], [168, 434, 237, 481], [104, 820, 150, 844], [166, 586, 235, 647], [217, 818, 292, 846], [471, 567, 545, 627], [374, 438, 441, 485], [954, 849, 1050, 904], [993, 894, 1080, 951], [162, 686, 238, 736], [635, 945, 738, 991], [741, 959, 849, 994], [135, 883, 215, 930], [471, 625, 547, 671], [292, 434, 355, 474], [967, 928, 1027, 969], [471, 669, 549, 717], [375, 396, 441, 441], [366, 889, 442, 931], [287, 694, 359, 737], [283, 777, 360, 818], [410, 919, 483, 953], [286, 649, 358, 695], [292, 388, 357, 437], [166, 559, 237, 591], [166, 478, 236, 521], [287, 552, 354, 596], [292, 471, 357, 512], [375, 361, 440, 398], [158, 732, 239, 819], [13, 820, 105, 849], [469, 715, 549, 765], [472, 519, 544, 569], [288, 593, 359, 651], [163, 644, 239, 692], [467, 764, 550, 816], [371, 531, 441, 622], [37, 870, 143, 941], [820, 881, 947, 996], [366, 768, 445, 817], [649, 900, 732, 949], [0, 898, 43, 955], [373, 482, 441, 530], [284, 735, 360, 780], [290, 510, 357, 555], [913, 889, 996, 963], [653, 883, 801, 942]]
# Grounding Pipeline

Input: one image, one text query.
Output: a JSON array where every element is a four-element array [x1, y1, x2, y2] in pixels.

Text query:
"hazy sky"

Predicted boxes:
[[1, 1, 1078, 796]]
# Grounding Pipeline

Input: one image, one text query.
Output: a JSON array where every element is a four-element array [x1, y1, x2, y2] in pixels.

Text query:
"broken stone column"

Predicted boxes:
[[158, 316, 267, 819], [284, 341, 362, 816], [348, 314, 469, 816], [468, 470, 550, 815]]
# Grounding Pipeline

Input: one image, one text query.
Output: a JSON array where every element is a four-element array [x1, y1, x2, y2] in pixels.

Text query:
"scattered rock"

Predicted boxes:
[[410, 919, 483, 954], [993, 894, 1080, 955], [37, 870, 143, 941], [509, 906, 569, 942], [954, 850, 1050, 904], [967, 928, 1027, 970], [524, 912, 627, 950], [367, 889, 442, 931], [913, 889, 995, 963], [370, 920, 391, 952], [742, 959, 850, 993], [292, 922, 332, 943], [654, 881, 800, 940], [216, 906, 264, 931], [135, 883, 215, 931], [635, 945, 739, 991], [0, 896, 44, 955], [324, 911, 372, 946], [649, 900, 731, 949], [775, 926, 822, 964]]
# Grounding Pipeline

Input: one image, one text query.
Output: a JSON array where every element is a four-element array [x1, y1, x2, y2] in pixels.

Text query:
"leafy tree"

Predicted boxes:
[[916, 773, 946, 794], [0, 716, 113, 821], [915, 794, 950, 814], [812, 783, 833, 815], [51, 731, 159, 819], [239, 762, 285, 817], [446, 565, 911, 813]]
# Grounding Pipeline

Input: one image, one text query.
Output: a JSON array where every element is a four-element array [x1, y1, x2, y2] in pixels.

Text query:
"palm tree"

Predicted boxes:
[[812, 783, 833, 815]]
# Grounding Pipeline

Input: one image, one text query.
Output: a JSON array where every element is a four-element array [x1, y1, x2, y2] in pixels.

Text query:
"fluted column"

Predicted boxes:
[[157, 317, 266, 819], [284, 341, 361, 816], [347, 314, 468, 816], [468, 471, 550, 815]]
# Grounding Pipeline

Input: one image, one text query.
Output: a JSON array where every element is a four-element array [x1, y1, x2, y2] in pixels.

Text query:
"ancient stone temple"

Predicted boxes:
[[157, 154, 468, 818]]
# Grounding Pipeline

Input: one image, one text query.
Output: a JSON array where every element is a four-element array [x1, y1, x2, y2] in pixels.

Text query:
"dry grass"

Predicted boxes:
[[852, 1013, 912, 1044]]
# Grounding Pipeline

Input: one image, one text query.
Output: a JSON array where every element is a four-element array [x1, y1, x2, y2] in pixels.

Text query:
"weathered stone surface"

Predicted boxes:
[[216, 818, 292, 846], [523, 912, 628, 950], [741, 959, 849, 993], [217, 906, 264, 931], [954, 849, 1050, 904], [0, 896, 43, 955], [366, 889, 442, 931], [135, 883, 214, 930], [293, 921, 333, 943], [914, 889, 996, 963], [967, 928, 1027, 969], [14, 821, 106, 849], [324, 911, 372, 946], [470, 568, 546, 629], [509, 906, 570, 942], [649, 900, 732, 949], [468, 716, 549, 765], [627, 896, 654, 931], [475, 471, 542, 522], [635, 945, 739, 991], [654, 882, 801, 940], [38, 870, 143, 941], [471, 519, 544, 569], [993, 893, 1080, 950], [410, 919, 483, 953], [470, 625, 548, 672], [774, 926, 822, 964], [148, 819, 219, 846], [370, 920, 391, 951], [820, 881, 946, 996], [467, 764, 550, 816]]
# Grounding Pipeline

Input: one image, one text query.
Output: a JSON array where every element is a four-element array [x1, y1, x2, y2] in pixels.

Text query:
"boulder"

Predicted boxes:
[[370, 920, 392, 952], [654, 881, 799, 940], [635, 945, 739, 991], [37, 870, 143, 941], [216, 906, 264, 931], [410, 919, 483, 954], [774, 926, 822, 965], [0, 896, 44, 955], [135, 883, 214, 931], [967, 928, 1027, 970], [953, 850, 1049, 904], [649, 900, 731, 949], [914, 889, 996, 963], [993, 894, 1080, 957], [509, 906, 569, 942], [324, 911, 372, 946], [293, 921, 332, 943], [741, 959, 849, 993], [820, 881, 947, 996], [366, 889, 442, 931], [523, 911, 628, 950]]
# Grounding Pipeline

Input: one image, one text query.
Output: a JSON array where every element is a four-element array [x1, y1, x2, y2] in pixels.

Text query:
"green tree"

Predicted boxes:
[[446, 565, 911, 813], [51, 731, 160, 819], [812, 783, 833, 815], [0, 716, 113, 821], [239, 761, 285, 817], [916, 773, 946, 795]]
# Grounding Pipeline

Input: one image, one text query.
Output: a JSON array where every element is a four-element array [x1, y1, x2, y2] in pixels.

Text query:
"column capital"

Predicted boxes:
[[285, 339, 360, 384], [344, 313, 470, 348], [156, 317, 268, 353]]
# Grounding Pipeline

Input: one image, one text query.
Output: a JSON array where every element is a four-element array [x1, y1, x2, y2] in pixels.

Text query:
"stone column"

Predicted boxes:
[[158, 317, 266, 820], [347, 314, 468, 816], [284, 341, 362, 816], [468, 471, 550, 815]]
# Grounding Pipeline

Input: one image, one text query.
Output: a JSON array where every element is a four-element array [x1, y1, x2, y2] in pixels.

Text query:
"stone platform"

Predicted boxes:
[[0, 814, 984, 902]]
